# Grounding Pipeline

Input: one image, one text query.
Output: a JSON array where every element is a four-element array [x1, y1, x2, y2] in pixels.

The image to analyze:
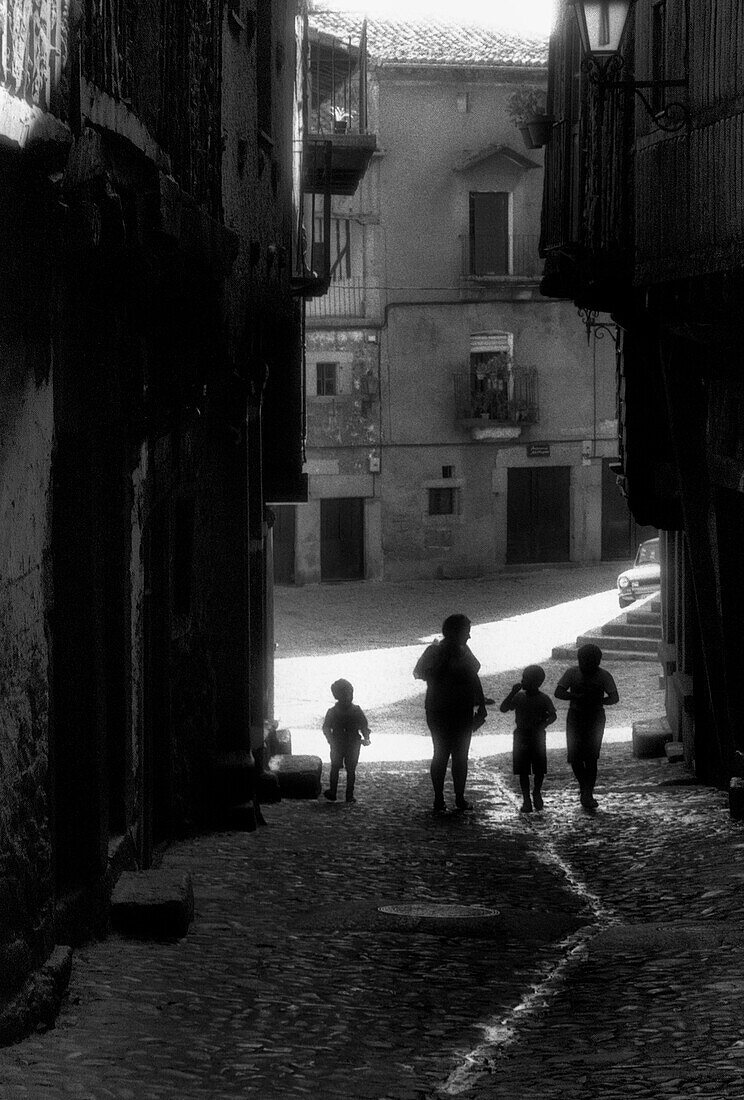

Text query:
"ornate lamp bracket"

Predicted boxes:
[[578, 308, 620, 347], [582, 55, 689, 133]]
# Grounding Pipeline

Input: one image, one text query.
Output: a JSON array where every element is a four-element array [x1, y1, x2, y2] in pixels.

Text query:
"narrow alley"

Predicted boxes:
[[1, 567, 741, 1099]]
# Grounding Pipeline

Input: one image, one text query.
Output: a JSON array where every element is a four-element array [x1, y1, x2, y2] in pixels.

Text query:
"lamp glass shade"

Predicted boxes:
[[569, 1, 632, 57]]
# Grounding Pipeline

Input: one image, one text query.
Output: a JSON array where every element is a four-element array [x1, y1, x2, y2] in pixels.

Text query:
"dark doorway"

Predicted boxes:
[[506, 466, 571, 564], [51, 442, 105, 893], [272, 505, 296, 584], [143, 508, 173, 864], [320, 497, 364, 580], [601, 458, 657, 560]]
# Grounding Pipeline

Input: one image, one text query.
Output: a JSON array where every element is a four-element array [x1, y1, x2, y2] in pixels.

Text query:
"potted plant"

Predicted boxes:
[[506, 84, 553, 149], [333, 106, 349, 134]]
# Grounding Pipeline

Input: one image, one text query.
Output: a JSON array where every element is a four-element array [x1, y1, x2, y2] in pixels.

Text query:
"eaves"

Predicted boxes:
[[374, 63, 547, 84]]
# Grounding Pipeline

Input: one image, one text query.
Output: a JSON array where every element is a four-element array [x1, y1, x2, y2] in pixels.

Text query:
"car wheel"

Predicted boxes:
[[619, 596, 634, 608]]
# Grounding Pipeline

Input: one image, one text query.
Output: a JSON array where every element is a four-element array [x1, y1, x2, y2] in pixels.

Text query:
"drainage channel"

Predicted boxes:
[[435, 761, 617, 1097]]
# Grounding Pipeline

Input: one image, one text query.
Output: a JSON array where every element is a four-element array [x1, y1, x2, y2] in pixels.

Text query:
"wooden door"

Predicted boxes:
[[272, 505, 296, 585], [321, 498, 364, 580], [506, 466, 571, 564], [601, 458, 657, 560]]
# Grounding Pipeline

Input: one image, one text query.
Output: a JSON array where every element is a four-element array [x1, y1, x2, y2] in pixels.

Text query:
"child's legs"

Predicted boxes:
[[329, 743, 344, 794], [429, 727, 451, 802], [519, 773, 531, 799], [343, 739, 362, 797], [533, 770, 545, 793], [450, 730, 472, 801]]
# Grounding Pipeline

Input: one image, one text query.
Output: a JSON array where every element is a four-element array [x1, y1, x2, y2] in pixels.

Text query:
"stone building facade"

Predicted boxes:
[[0, 0, 306, 1040], [541, 0, 744, 789], [277, 11, 637, 586]]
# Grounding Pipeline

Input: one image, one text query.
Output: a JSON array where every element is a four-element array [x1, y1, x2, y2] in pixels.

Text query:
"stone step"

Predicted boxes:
[[268, 754, 323, 799], [111, 869, 194, 940], [601, 621, 662, 640], [576, 633, 659, 653], [626, 610, 662, 627], [632, 717, 672, 758], [552, 644, 660, 663]]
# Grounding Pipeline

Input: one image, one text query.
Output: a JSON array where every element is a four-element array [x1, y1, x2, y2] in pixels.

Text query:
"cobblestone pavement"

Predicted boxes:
[[2, 743, 744, 1099]]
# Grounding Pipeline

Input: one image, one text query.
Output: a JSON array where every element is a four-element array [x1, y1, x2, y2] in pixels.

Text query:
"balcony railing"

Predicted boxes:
[[454, 368, 539, 424], [305, 276, 366, 319], [308, 25, 368, 136], [460, 234, 543, 279]]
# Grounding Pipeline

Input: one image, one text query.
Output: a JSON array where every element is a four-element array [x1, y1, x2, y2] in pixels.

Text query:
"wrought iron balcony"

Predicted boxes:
[[305, 276, 366, 319], [460, 234, 543, 279], [454, 368, 539, 427], [304, 25, 376, 196]]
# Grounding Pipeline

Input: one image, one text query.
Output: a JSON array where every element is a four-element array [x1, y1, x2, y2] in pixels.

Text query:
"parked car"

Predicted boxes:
[[617, 537, 661, 607]]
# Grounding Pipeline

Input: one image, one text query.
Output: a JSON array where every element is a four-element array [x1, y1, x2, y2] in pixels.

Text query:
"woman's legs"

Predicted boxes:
[[450, 730, 472, 806], [429, 729, 451, 809]]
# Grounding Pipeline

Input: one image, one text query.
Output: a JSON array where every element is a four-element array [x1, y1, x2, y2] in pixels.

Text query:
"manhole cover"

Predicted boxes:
[[378, 903, 498, 919]]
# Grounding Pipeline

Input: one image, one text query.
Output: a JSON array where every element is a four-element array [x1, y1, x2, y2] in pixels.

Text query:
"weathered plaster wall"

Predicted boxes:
[[0, 332, 54, 1002], [378, 297, 616, 577], [376, 68, 546, 299], [306, 331, 381, 457]]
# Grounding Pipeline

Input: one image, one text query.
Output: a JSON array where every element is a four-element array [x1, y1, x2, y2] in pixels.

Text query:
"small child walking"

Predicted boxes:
[[500, 665, 557, 813], [555, 643, 619, 810], [322, 679, 371, 803]]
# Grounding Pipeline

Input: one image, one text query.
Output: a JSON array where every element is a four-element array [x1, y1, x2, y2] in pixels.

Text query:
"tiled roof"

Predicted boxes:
[[308, 8, 548, 68]]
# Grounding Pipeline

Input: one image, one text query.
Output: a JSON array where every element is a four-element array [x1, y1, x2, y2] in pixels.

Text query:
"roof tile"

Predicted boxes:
[[309, 7, 548, 68]]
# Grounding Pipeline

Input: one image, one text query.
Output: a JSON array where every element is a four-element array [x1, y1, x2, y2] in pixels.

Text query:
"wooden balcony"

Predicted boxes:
[[303, 133, 377, 197], [304, 25, 376, 196]]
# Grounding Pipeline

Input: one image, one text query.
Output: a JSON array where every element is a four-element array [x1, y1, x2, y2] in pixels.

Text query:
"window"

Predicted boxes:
[[469, 192, 510, 276], [442, 465, 454, 479], [429, 488, 456, 516], [316, 362, 338, 396], [312, 214, 352, 281], [468, 332, 514, 419]]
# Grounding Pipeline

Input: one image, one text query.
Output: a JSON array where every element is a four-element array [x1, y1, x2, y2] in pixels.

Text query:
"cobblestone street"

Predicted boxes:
[[1, 568, 742, 1098]]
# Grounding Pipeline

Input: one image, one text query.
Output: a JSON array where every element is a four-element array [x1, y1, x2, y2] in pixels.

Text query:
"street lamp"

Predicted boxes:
[[568, 0, 633, 62], [567, 0, 689, 132]]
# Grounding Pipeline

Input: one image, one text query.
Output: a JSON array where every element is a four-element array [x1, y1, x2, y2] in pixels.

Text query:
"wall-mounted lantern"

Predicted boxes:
[[568, 0, 633, 61], [566, 0, 689, 132]]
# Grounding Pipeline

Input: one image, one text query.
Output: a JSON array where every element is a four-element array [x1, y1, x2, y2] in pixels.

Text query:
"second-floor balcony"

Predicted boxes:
[[460, 234, 543, 282], [304, 25, 376, 197], [306, 276, 366, 320], [454, 367, 539, 440]]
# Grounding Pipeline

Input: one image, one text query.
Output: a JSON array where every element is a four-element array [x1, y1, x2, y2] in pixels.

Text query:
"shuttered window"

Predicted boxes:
[[469, 192, 510, 275]]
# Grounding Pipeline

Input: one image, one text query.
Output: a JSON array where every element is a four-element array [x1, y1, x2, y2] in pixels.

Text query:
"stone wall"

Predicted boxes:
[[0, 329, 54, 1004]]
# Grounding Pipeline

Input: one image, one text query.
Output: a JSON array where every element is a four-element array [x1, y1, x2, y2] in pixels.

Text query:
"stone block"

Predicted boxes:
[[632, 717, 673, 758], [258, 769, 282, 803], [0, 945, 73, 1047], [223, 801, 258, 832], [267, 754, 323, 799], [111, 869, 194, 940], [266, 727, 292, 756], [665, 741, 685, 763], [212, 750, 256, 808]]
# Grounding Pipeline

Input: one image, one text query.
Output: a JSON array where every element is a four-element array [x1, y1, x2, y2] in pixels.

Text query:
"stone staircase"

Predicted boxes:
[[552, 596, 662, 663]]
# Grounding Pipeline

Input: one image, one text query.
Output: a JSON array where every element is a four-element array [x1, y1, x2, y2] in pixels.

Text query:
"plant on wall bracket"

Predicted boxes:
[[506, 84, 554, 149]]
